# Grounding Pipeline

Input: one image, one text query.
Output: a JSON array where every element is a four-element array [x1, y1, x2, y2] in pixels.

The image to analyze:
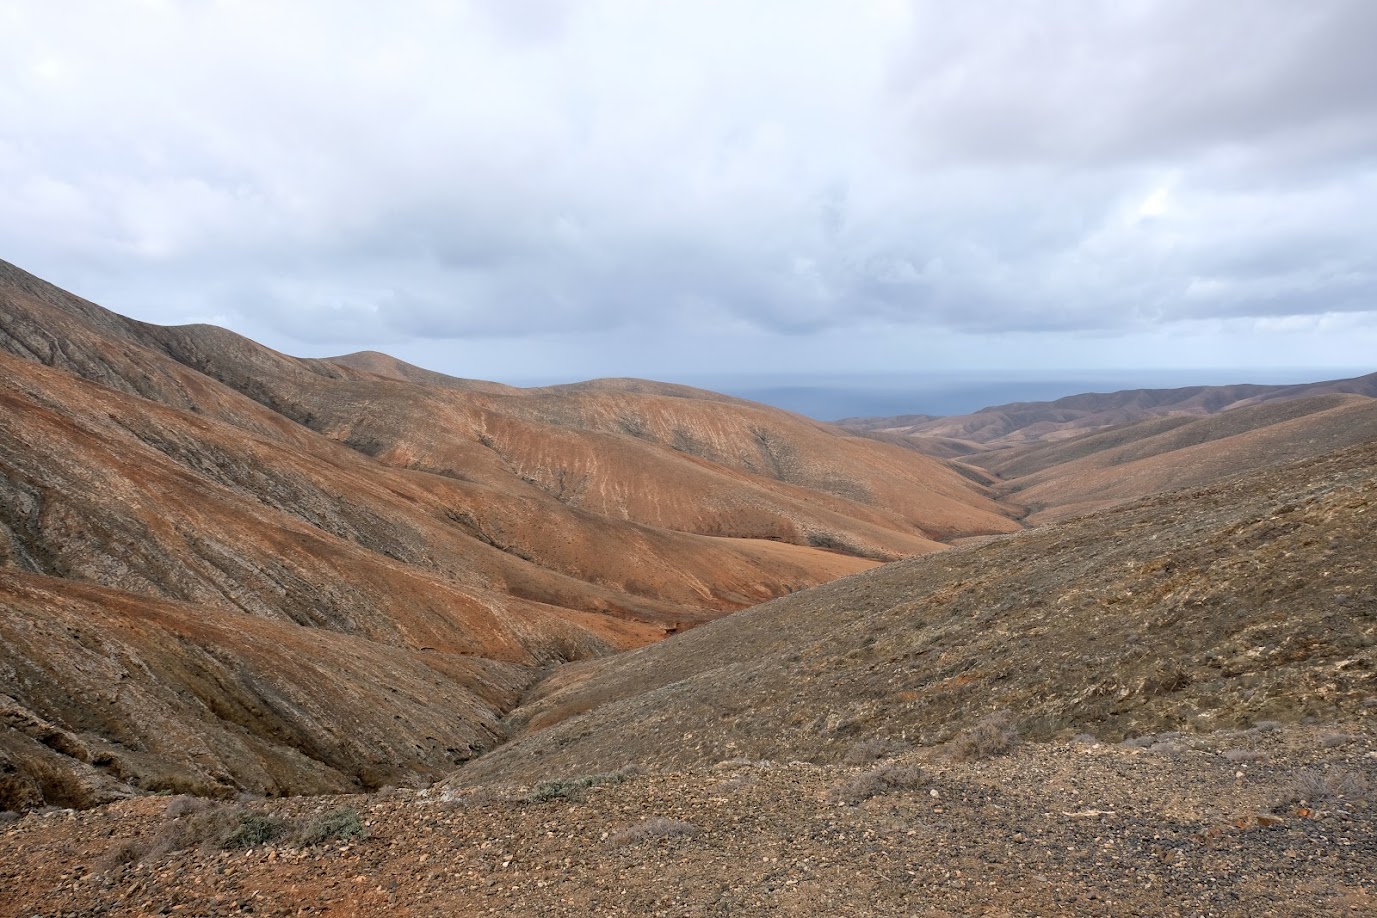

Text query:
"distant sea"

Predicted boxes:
[[657, 368, 1373, 421]]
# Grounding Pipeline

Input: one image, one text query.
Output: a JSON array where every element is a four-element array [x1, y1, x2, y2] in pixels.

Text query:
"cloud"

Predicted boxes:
[[0, 0, 1374, 372]]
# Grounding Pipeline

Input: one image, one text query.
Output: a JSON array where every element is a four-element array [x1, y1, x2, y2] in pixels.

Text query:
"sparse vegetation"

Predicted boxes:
[[295, 807, 367, 846], [943, 710, 1019, 762], [1222, 749, 1268, 765], [607, 817, 699, 847], [829, 762, 926, 805], [221, 812, 293, 850], [1278, 768, 1370, 807], [527, 771, 626, 804], [842, 737, 906, 765], [97, 802, 371, 872]]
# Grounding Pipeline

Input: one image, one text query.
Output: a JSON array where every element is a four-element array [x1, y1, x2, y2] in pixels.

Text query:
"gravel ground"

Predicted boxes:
[[3, 723, 1373, 917]]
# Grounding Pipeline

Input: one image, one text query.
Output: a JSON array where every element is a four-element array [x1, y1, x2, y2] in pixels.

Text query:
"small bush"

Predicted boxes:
[[164, 795, 211, 819], [1318, 732, 1353, 749], [98, 800, 374, 872], [1222, 749, 1268, 765], [221, 812, 293, 850], [842, 737, 906, 766], [607, 817, 699, 847], [1281, 768, 1369, 806], [527, 772, 625, 804], [0, 811, 21, 828], [829, 763, 926, 805], [944, 710, 1019, 762], [296, 807, 367, 846]]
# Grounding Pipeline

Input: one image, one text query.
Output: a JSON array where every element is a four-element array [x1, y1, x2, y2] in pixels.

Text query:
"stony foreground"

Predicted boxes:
[[4, 723, 1374, 917]]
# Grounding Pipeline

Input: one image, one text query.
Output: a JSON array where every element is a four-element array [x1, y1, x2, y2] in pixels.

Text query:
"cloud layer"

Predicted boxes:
[[2, 0, 1374, 377]]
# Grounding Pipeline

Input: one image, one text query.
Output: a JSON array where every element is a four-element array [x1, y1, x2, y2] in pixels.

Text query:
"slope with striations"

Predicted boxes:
[[454, 436, 1377, 785], [0, 259, 1018, 808]]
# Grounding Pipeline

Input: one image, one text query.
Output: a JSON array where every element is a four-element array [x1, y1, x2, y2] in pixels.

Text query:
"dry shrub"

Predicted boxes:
[[1318, 732, 1353, 749], [842, 737, 907, 766], [607, 817, 698, 847], [1222, 749, 1268, 765], [944, 710, 1019, 762], [829, 762, 926, 805], [97, 803, 368, 872], [1281, 768, 1369, 806], [527, 771, 626, 804], [295, 807, 366, 846]]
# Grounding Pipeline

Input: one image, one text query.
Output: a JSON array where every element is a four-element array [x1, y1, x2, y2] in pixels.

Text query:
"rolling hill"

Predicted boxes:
[[0, 259, 1018, 808], [841, 371, 1377, 452], [453, 436, 1377, 784]]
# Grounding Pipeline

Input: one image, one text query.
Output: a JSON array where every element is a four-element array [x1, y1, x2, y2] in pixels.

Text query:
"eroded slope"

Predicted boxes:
[[457, 437, 1377, 784]]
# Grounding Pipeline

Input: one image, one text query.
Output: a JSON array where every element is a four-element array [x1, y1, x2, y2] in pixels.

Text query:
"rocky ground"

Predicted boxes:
[[2, 723, 1373, 916]]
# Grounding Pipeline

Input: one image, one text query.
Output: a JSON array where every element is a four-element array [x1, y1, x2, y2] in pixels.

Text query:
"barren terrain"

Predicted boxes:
[[3, 260, 1375, 913], [0, 260, 1015, 807]]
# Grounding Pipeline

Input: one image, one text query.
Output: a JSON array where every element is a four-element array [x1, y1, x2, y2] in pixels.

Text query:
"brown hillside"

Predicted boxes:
[[990, 393, 1377, 522], [842, 372, 1377, 450], [453, 436, 1377, 785], [0, 259, 1017, 808]]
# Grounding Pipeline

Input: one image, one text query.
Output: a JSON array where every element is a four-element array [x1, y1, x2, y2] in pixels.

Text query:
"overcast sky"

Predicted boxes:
[[3, 0, 1375, 388]]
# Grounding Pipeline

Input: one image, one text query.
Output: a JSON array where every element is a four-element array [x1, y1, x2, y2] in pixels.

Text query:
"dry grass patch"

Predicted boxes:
[[96, 802, 368, 873], [829, 763, 926, 805], [1278, 768, 1369, 808], [607, 817, 699, 847], [943, 710, 1019, 762], [527, 771, 627, 804]]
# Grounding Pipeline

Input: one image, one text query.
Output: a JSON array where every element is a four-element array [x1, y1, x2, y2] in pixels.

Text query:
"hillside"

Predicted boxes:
[[985, 392, 1377, 522], [3, 439, 1373, 915], [841, 371, 1377, 451], [451, 436, 1377, 784], [0, 259, 1018, 808]]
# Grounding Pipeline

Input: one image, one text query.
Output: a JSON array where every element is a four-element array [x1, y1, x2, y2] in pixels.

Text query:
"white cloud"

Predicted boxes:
[[0, 0, 1374, 380]]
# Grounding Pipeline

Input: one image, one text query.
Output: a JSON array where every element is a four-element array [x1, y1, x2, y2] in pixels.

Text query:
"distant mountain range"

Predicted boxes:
[[839, 370, 1377, 453]]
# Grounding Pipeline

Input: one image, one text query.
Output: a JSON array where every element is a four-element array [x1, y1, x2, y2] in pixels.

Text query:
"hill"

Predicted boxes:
[[984, 392, 1377, 522], [0, 259, 1018, 808], [840, 372, 1377, 451], [451, 436, 1377, 784], [3, 439, 1373, 915]]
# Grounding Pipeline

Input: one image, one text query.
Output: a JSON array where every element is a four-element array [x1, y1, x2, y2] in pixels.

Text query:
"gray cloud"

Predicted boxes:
[[1, 0, 1374, 380]]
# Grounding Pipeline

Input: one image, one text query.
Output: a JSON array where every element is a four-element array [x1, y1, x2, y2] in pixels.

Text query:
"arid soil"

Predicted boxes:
[[0, 259, 1017, 807], [839, 371, 1377, 451], [3, 260, 1376, 913], [2, 724, 1372, 916], [456, 438, 1376, 783], [976, 393, 1377, 523]]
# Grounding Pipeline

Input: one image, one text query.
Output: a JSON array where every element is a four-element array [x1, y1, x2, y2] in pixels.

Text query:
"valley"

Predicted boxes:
[[1, 262, 1374, 914]]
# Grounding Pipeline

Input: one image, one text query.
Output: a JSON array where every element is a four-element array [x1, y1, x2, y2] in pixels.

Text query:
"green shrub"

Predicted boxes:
[[527, 771, 626, 803], [296, 807, 367, 846], [221, 812, 293, 850]]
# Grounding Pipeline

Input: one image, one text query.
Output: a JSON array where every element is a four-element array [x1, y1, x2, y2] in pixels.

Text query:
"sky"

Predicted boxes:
[[2, 0, 1376, 404]]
